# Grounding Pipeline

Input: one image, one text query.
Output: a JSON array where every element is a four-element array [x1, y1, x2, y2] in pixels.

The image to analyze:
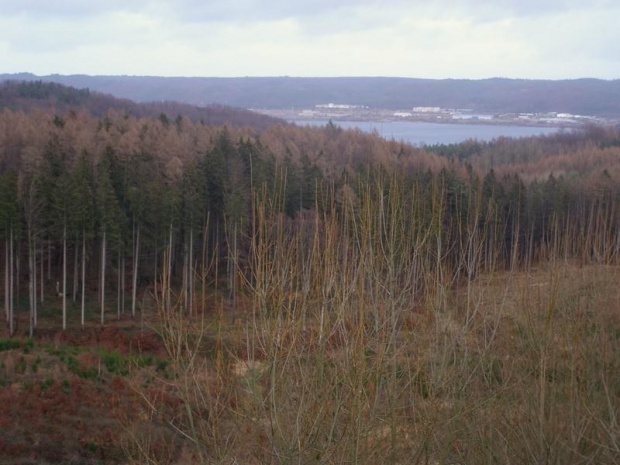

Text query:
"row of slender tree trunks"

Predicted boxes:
[[2, 225, 147, 336], [2, 216, 229, 336], [4, 168, 618, 337]]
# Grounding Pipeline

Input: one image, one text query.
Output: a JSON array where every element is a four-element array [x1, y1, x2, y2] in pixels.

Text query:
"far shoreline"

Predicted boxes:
[[286, 115, 571, 129], [287, 118, 565, 146], [253, 106, 615, 129]]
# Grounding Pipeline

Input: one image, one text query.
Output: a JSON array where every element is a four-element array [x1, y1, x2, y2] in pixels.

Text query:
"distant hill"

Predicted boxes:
[[2, 73, 619, 117], [0, 79, 284, 131]]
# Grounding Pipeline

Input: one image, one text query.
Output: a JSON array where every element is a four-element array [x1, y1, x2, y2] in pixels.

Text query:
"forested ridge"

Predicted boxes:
[[3, 73, 620, 117], [0, 80, 284, 131], [1, 91, 620, 464]]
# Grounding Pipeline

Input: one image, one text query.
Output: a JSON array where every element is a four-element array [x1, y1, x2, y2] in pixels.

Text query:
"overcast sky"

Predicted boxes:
[[1, 0, 618, 79]]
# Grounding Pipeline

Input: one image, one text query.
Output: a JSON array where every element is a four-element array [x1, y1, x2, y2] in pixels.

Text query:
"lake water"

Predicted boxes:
[[292, 119, 562, 146]]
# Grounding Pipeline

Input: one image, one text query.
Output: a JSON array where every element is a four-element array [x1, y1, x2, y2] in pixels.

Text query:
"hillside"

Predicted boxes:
[[2, 73, 620, 117], [0, 91, 619, 465], [0, 80, 284, 131]]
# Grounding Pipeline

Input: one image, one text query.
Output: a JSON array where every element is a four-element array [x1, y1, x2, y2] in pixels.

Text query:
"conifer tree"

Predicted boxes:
[[72, 151, 95, 328], [0, 173, 19, 336], [96, 148, 124, 325]]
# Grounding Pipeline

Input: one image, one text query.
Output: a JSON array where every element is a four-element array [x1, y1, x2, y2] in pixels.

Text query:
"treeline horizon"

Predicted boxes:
[[1, 106, 619, 336]]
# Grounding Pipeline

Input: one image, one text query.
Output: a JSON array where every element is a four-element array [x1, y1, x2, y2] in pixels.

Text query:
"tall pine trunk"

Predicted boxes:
[[132, 224, 140, 318], [153, 238, 158, 298], [4, 237, 8, 324], [16, 250, 20, 305], [189, 227, 193, 316], [9, 228, 14, 336], [183, 239, 188, 313], [232, 224, 237, 312], [167, 223, 173, 310], [121, 254, 125, 315], [73, 237, 78, 303], [62, 222, 67, 331], [28, 229, 35, 337], [101, 229, 106, 325], [40, 239, 44, 304], [33, 234, 37, 328], [201, 214, 210, 314], [117, 249, 121, 320], [81, 231, 86, 329]]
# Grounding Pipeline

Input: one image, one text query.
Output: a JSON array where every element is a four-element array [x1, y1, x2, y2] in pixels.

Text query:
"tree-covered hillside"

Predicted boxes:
[[0, 80, 284, 131], [1, 105, 619, 335], [3, 73, 620, 116]]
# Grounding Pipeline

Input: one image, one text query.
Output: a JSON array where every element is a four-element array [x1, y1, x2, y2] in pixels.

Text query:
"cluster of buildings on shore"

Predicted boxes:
[[390, 107, 603, 125], [285, 104, 610, 127]]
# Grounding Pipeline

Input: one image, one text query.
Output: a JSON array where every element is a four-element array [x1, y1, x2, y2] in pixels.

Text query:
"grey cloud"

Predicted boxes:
[[1, 0, 615, 25], [1, 0, 617, 79], [165, 0, 617, 23], [0, 0, 151, 18], [476, 0, 614, 16], [167, 0, 377, 23]]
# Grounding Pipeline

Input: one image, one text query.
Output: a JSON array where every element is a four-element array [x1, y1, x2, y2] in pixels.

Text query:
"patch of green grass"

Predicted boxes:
[[40, 378, 54, 391], [36, 303, 64, 319], [22, 338, 34, 353], [0, 337, 34, 353], [47, 344, 158, 379], [101, 350, 129, 376], [97, 349, 154, 376], [65, 356, 79, 373], [30, 356, 42, 373], [156, 359, 168, 372], [0, 338, 21, 352], [16, 356, 27, 374], [48, 345, 82, 362], [64, 355, 98, 380]]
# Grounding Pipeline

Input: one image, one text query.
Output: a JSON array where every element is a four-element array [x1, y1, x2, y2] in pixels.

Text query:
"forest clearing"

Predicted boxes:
[[1, 260, 618, 464]]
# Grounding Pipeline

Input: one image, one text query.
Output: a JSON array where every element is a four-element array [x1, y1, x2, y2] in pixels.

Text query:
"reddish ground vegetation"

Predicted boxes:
[[0, 319, 169, 464], [0, 370, 139, 463]]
